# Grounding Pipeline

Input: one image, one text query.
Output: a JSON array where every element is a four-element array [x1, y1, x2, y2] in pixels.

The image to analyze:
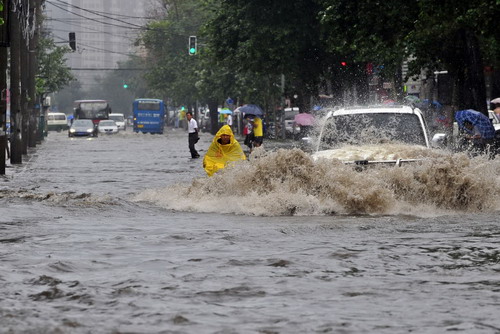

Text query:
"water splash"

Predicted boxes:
[[133, 148, 500, 216]]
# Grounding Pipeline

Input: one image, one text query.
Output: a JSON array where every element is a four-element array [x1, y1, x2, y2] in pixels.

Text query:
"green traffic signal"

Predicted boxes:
[[123, 83, 128, 88], [188, 36, 197, 55]]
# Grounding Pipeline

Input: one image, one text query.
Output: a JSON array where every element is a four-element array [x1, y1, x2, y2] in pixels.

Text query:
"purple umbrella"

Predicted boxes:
[[294, 113, 315, 126]]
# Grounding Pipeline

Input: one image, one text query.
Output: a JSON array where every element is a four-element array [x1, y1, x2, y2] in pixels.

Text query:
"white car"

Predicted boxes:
[[98, 120, 119, 134], [47, 112, 69, 131], [109, 113, 126, 131], [311, 105, 431, 166], [284, 107, 300, 137]]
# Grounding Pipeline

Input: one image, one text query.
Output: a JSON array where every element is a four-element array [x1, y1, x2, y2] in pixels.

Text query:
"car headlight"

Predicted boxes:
[[87, 128, 93, 133], [69, 128, 76, 133]]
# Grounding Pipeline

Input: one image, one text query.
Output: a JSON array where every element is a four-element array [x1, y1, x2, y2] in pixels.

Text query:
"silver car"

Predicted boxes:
[[68, 119, 98, 137]]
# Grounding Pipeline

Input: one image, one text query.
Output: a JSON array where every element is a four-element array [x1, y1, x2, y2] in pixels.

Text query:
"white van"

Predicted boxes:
[[47, 112, 68, 131], [109, 113, 126, 131]]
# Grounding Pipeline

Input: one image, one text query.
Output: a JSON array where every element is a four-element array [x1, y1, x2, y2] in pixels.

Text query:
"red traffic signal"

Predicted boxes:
[[340, 61, 347, 67]]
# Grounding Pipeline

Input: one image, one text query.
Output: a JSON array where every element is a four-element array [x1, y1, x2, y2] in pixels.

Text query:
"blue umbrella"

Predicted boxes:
[[235, 104, 264, 117], [416, 99, 443, 110], [455, 109, 496, 139], [218, 108, 232, 114]]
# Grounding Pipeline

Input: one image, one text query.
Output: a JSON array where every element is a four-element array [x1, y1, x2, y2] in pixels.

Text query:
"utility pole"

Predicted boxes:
[[27, 0, 38, 148], [0, 0, 9, 174], [281, 74, 286, 139], [9, 0, 22, 164]]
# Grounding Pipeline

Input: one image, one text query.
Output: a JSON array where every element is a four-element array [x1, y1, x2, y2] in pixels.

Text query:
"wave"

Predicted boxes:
[[133, 148, 500, 217]]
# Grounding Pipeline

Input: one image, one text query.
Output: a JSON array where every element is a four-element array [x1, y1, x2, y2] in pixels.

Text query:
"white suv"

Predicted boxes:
[[109, 113, 126, 131], [311, 105, 430, 165]]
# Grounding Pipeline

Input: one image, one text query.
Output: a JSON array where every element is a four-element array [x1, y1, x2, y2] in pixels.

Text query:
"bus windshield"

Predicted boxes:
[[74, 100, 111, 123]]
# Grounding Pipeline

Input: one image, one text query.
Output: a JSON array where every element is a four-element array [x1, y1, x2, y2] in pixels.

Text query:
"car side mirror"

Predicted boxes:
[[431, 133, 447, 148]]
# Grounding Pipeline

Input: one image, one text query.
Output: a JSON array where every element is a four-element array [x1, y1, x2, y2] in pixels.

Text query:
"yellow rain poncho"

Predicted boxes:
[[203, 125, 246, 176]]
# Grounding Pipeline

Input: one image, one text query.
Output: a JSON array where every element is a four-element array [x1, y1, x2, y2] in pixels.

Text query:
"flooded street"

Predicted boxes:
[[2, 129, 500, 333]]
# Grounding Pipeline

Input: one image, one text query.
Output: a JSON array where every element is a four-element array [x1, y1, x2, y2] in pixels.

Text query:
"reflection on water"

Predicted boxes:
[[2, 131, 500, 333], [135, 147, 500, 216]]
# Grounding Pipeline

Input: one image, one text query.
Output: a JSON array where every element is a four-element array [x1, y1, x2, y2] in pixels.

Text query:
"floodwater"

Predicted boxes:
[[1, 129, 500, 334]]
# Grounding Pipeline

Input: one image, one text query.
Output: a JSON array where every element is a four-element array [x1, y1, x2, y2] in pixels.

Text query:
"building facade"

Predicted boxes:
[[45, 0, 150, 89]]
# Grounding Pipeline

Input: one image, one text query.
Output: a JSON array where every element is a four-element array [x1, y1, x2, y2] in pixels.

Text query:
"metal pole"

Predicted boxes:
[[0, 36, 7, 174], [10, 0, 22, 164]]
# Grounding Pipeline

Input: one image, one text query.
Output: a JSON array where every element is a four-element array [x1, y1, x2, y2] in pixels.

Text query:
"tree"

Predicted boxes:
[[406, 0, 500, 113], [319, 0, 419, 102], [204, 0, 327, 110], [36, 35, 74, 96]]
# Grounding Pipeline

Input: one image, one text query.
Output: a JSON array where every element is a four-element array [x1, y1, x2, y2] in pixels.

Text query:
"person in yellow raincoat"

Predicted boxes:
[[203, 125, 246, 176]]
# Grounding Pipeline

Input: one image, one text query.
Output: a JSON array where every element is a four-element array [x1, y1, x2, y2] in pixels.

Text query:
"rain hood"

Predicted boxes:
[[203, 125, 246, 176]]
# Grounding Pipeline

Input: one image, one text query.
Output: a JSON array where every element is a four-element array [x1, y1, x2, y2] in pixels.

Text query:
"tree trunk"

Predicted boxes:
[[460, 28, 487, 115], [208, 99, 219, 135]]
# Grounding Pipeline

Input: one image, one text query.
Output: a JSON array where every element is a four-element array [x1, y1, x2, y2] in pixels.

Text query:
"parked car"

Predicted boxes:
[[47, 112, 69, 132], [68, 119, 98, 137], [310, 105, 431, 166], [284, 107, 300, 138], [98, 120, 119, 134], [109, 113, 126, 131]]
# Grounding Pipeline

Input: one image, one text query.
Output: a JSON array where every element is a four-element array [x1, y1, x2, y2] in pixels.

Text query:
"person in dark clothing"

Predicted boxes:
[[186, 111, 200, 158]]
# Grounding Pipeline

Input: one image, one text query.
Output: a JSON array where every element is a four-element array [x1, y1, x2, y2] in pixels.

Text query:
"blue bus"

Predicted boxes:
[[133, 99, 165, 134]]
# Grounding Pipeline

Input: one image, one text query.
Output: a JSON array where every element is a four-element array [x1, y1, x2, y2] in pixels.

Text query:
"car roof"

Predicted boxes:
[[326, 105, 421, 117]]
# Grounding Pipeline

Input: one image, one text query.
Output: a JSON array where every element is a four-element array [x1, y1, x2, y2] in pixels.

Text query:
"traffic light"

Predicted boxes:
[[69, 32, 76, 51], [340, 61, 347, 67], [123, 83, 129, 89], [188, 36, 197, 55]]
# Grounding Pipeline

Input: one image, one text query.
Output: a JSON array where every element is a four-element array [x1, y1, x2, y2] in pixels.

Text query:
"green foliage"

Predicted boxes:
[[37, 35, 75, 95], [140, 0, 209, 107], [0, 1, 4, 25], [137, 0, 499, 111], [82, 57, 149, 116], [204, 0, 326, 103]]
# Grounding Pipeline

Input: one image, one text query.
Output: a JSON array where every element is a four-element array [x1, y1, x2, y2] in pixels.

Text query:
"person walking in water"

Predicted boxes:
[[203, 125, 246, 176], [186, 111, 200, 159], [251, 116, 264, 149]]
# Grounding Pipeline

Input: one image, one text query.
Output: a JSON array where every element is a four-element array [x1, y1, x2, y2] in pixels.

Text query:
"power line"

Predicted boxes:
[[70, 68, 146, 70], [48, 26, 136, 40], [46, 1, 146, 31], [51, 34, 137, 47], [51, 0, 153, 20], [50, 0, 147, 28], [74, 42, 139, 56]]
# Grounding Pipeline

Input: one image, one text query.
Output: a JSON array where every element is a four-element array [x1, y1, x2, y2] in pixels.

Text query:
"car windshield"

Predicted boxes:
[[319, 113, 427, 150], [99, 121, 115, 126], [73, 120, 93, 126], [109, 115, 124, 122]]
